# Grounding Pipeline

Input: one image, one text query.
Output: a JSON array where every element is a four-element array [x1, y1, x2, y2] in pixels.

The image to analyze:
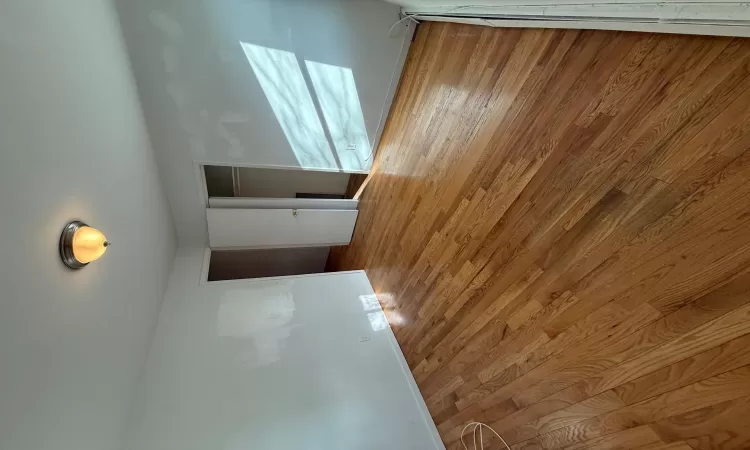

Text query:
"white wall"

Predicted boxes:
[[0, 1, 176, 450], [116, 0, 415, 246], [124, 248, 443, 450]]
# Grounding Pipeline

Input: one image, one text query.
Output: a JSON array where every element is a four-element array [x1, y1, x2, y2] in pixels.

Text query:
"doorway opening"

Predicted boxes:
[[205, 247, 332, 282], [200, 165, 364, 282], [203, 165, 364, 201]]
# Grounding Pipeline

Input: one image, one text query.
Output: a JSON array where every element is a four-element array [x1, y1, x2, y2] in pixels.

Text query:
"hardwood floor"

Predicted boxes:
[[329, 22, 750, 450]]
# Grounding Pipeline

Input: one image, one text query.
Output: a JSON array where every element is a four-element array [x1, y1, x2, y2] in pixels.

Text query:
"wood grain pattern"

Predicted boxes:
[[329, 22, 750, 450]]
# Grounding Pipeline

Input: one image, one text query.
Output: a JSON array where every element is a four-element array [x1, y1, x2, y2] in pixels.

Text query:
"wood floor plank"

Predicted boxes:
[[519, 365, 750, 448], [634, 443, 694, 450], [329, 22, 750, 450], [472, 284, 750, 414], [650, 396, 750, 450], [488, 278, 750, 435], [558, 425, 663, 450], [496, 310, 750, 444]]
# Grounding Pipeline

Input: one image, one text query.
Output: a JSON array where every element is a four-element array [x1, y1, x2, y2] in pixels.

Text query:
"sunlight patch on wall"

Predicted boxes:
[[306, 61, 372, 172], [240, 42, 336, 169]]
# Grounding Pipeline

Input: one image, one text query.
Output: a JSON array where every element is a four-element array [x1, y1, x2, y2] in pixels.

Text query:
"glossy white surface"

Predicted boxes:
[[125, 248, 444, 450], [116, 0, 415, 246], [207, 208, 358, 249], [209, 197, 359, 211], [0, 1, 176, 449]]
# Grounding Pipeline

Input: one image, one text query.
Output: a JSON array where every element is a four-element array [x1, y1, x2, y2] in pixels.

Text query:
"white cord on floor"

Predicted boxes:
[[388, 13, 420, 38], [460, 422, 511, 450]]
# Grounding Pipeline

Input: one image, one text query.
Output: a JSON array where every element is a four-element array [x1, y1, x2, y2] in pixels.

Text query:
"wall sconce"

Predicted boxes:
[[59, 221, 110, 270]]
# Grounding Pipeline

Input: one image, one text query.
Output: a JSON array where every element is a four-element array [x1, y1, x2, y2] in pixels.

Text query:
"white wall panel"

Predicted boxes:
[[0, 1, 176, 449], [124, 249, 444, 450], [207, 208, 358, 249], [116, 0, 415, 246], [209, 197, 359, 210]]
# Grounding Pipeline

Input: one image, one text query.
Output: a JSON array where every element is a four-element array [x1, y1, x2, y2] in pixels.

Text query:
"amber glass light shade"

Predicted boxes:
[[72, 226, 109, 264], [60, 221, 110, 269]]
